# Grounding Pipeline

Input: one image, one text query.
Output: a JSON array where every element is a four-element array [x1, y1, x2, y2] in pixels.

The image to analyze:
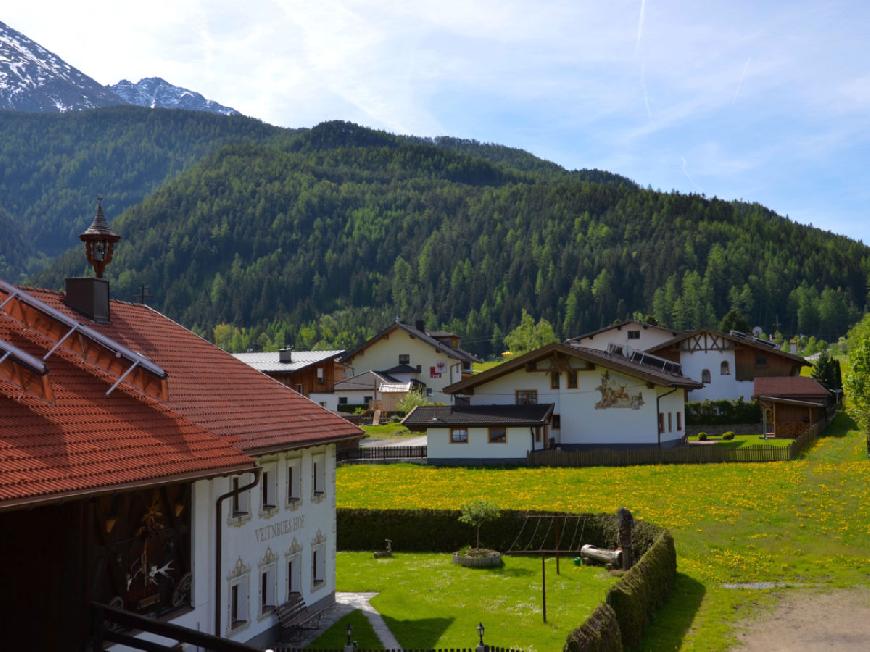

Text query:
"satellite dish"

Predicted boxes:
[[752, 326, 763, 337]]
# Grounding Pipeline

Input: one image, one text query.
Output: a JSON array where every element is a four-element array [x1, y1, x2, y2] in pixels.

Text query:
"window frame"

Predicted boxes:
[[567, 369, 578, 389], [550, 371, 560, 389], [658, 412, 664, 434], [701, 369, 712, 384], [398, 353, 410, 365], [488, 426, 507, 444], [449, 427, 469, 444], [676, 411, 682, 431], [627, 330, 641, 340], [668, 412, 673, 432], [720, 360, 731, 375], [231, 476, 250, 517], [229, 574, 249, 631], [515, 389, 538, 405], [259, 563, 277, 616], [286, 458, 302, 507], [312, 543, 326, 588], [311, 453, 326, 497]]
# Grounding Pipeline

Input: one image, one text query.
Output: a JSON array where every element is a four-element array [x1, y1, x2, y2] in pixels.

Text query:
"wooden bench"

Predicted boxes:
[[276, 592, 322, 633]]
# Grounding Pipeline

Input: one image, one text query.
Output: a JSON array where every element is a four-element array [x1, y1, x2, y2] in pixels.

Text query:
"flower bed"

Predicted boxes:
[[452, 548, 503, 568]]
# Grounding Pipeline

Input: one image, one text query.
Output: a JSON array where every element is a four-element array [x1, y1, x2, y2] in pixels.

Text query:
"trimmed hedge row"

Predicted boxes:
[[336, 509, 676, 651], [686, 399, 761, 425], [337, 508, 615, 553]]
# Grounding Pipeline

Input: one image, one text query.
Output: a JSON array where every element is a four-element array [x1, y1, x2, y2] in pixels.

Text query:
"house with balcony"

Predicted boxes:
[[340, 320, 477, 403]]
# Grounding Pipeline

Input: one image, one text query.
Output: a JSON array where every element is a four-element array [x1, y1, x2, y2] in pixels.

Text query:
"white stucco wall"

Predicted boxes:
[[679, 349, 754, 401], [464, 363, 686, 447], [154, 444, 337, 648], [309, 392, 339, 412], [427, 426, 533, 460], [576, 323, 676, 352], [346, 329, 463, 403]]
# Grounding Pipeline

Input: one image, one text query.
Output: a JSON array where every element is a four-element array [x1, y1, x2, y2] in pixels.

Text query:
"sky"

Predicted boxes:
[[6, 1, 870, 242]]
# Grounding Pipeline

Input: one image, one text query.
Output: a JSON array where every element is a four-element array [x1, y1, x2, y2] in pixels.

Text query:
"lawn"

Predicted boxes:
[[361, 423, 414, 440], [334, 553, 616, 650], [336, 413, 870, 651], [686, 433, 792, 448], [307, 609, 383, 649], [473, 359, 504, 373]]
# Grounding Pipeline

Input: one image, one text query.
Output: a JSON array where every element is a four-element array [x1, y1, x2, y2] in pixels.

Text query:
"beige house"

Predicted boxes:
[[568, 319, 682, 352], [340, 320, 477, 403]]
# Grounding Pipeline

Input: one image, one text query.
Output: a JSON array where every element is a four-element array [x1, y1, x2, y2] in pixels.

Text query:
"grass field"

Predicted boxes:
[[334, 553, 615, 650], [336, 413, 870, 651], [686, 433, 792, 448], [307, 609, 383, 649], [360, 423, 413, 440]]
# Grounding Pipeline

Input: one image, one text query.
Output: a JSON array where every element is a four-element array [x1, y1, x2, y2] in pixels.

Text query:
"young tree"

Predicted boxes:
[[396, 389, 432, 414], [504, 309, 557, 355], [719, 308, 750, 333], [458, 500, 501, 550], [844, 334, 870, 434]]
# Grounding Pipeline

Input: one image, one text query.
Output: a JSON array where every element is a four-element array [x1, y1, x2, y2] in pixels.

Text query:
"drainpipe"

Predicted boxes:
[[215, 468, 261, 637], [656, 387, 679, 449]]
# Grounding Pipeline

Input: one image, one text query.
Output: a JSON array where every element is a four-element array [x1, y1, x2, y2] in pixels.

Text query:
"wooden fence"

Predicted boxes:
[[277, 648, 519, 652], [528, 415, 832, 468], [337, 445, 428, 462]]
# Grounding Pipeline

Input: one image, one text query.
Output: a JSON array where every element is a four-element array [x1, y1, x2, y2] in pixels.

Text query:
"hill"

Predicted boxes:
[[33, 120, 870, 355], [0, 107, 281, 259]]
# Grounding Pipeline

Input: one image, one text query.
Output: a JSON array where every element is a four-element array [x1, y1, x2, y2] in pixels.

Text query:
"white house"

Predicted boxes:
[[646, 330, 809, 402], [333, 369, 415, 412], [340, 320, 477, 403], [434, 342, 701, 460], [568, 320, 682, 353], [404, 403, 554, 464]]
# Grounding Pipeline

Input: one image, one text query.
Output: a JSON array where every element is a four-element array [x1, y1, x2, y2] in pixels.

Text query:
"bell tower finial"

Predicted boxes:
[[79, 197, 121, 278]]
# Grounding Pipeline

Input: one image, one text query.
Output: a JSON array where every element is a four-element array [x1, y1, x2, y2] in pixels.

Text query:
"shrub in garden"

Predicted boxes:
[[722, 431, 735, 440], [697, 432, 708, 441]]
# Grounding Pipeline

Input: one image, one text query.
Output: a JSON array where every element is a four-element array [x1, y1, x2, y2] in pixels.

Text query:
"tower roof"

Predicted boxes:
[[79, 198, 120, 241]]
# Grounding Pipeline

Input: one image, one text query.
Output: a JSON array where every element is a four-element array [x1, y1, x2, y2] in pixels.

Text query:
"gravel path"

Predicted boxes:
[[336, 592, 401, 648], [732, 588, 870, 651]]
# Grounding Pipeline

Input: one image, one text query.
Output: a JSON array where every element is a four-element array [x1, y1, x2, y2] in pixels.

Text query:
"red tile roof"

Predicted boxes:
[[0, 286, 361, 509], [753, 376, 831, 398]]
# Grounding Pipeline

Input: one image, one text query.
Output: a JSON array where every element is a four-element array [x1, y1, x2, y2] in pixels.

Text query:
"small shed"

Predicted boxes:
[[753, 377, 833, 437]]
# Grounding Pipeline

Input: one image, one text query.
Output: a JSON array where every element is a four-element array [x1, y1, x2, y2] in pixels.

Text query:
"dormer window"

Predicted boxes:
[[399, 354, 410, 365], [627, 330, 641, 340]]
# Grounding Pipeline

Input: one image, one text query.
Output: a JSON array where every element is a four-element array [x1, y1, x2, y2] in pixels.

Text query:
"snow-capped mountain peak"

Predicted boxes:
[[0, 21, 240, 116], [109, 77, 239, 115], [0, 20, 122, 112]]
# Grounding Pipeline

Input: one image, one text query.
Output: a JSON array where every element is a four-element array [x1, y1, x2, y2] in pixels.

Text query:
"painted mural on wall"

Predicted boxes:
[[595, 370, 645, 410]]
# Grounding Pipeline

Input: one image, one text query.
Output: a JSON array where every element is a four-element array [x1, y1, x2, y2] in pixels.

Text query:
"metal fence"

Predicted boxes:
[[337, 445, 428, 462]]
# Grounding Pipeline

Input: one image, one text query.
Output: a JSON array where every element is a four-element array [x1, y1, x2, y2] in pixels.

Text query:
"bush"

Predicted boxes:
[[563, 603, 623, 652], [686, 399, 761, 425], [722, 431, 735, 440], [697, 432, 708, 441], [604, 531, 677, 650]]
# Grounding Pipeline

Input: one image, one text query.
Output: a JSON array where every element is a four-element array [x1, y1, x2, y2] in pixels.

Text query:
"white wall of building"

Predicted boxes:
[[309, 392, 339, 412], [346, 329, 462, 403], [464, 363, 686, 447], [155, 444, 337, 648], [577, 323, 676, 352], [678, 349, 754, 401], [427, 426, 533, 460]]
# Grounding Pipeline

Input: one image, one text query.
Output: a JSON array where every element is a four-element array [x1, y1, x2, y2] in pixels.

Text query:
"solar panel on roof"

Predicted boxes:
[[0, 279, 167, 379]]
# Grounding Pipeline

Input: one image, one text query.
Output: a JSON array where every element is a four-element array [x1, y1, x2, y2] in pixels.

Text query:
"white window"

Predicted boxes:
[[287, 458, 302, 506], [229, 575, 249, 630], [312, 543, 326, 587], [312, 453, 326, 497], [287, 554, 302, 597], [231, 476, 251, 516], [259, 563, 277, 615], [260, 464, 278, 512], [316, 366, 325, 383]]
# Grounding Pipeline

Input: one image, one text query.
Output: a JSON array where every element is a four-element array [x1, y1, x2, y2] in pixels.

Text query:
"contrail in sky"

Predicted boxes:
[[732, 57, 752, 104], [636, 0, 647, 52], [681, 156, 702, 192]]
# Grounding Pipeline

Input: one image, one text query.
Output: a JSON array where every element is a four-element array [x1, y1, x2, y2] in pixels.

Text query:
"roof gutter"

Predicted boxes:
[[215, 467, 261, 638]]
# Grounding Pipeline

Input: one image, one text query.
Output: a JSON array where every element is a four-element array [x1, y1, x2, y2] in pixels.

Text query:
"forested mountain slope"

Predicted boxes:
[[0, 107, 281, 259], [0, 207, 31, 279], [34, 120, 870, 355]]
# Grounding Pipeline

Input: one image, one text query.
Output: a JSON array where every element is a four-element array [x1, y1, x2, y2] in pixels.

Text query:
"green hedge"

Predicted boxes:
[[686, 398, 761, 425], [563, 603, 623, 652], [604, 530, 677, 649], [336, 508, 676, 651], [337, 508, 614, 553]]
